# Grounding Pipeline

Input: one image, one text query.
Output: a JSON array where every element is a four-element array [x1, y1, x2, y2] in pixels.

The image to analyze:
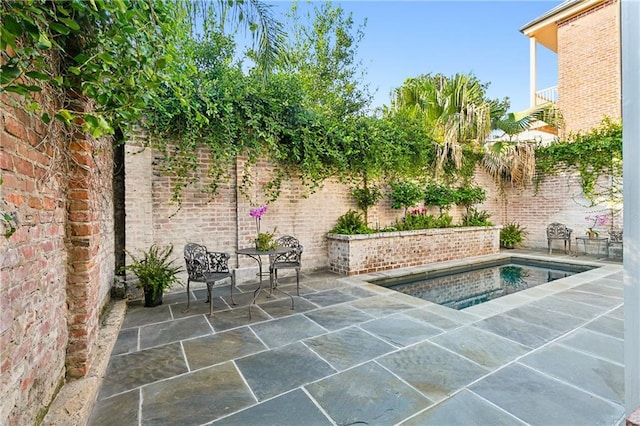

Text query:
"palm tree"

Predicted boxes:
[[482, 103, 563, 186], [390, 73, 495, 178], [188, 0, 285, 76]]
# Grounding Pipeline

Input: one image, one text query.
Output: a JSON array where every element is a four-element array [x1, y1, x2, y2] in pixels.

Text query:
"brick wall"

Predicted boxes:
[[125, 144, 355, 281], [327, 227, 500, 275], [1, 91, 114, 424], [557, 0, 621, 135], [126, 145, 617, 281]]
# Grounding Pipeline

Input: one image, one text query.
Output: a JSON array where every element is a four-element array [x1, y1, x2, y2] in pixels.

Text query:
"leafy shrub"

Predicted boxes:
[[454, 185, 486, 212], [500, 222, 528, 248], [424, 183, 455, 211], [121, 245, 184, 300], [435, 212, 453, 228], [330, 210, 373, 235], [389, 181, 424, 211], [395, 208, 437, 231], [461, 207, 493, 227], [351, 185, 382, 213]]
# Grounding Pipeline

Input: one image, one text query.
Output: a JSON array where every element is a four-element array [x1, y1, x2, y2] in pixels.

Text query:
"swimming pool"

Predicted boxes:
[[371, 258, 595, 310]]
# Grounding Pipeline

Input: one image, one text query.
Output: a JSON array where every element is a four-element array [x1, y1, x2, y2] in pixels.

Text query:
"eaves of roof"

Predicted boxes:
[[520, 0, 582, 33]]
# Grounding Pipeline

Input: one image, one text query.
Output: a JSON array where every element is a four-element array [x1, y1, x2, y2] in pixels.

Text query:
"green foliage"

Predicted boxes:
[[0, 1, 283, 139], [0, 177, 17, 239], [461, 208, 492, 227], [536, 119, 622, 206], [424, 183, 455, 211], [121, 245, 184, 300], [351, 185, 382, 214], [389, 181, 424, 211], [394, 209, 454, 231], [500, 222, 528, 248], [435, 212, 453, 228], [454, 185, 487, 211], [255, 231, 278, 251], [279, 1, 371, 119], [1, 211, 17, 239], [395, 208, 437, 231], [330, 210, 373, 235]]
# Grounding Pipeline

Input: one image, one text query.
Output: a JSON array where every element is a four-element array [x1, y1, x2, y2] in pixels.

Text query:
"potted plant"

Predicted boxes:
[[122, 244, 183, 307], [249, 204, 278, 251], [500, 222, 528, 249]]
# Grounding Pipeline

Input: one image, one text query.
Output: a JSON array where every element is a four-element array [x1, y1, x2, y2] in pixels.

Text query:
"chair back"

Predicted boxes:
[[184, 243, 208, 281], [547, 223, 572, 239], [207, 251, 231, 273], [609, 229, 623, 243], [271, 235, 303, 265]]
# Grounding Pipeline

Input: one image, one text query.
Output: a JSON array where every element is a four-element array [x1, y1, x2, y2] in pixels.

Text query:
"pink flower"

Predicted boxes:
[[249, 205, 268, 234], [249, 205, 268, 219], [585, 214, 609, 231]]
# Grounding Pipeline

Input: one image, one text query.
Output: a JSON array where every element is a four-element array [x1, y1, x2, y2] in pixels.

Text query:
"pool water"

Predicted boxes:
[[380, 262, 590, 310]]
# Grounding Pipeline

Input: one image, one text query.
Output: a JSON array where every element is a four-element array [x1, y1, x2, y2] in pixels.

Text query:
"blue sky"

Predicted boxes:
[[257, 1, 562, 113]]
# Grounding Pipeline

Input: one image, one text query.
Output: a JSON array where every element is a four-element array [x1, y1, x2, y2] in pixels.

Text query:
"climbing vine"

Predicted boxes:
[[536, 118, 622, 206]]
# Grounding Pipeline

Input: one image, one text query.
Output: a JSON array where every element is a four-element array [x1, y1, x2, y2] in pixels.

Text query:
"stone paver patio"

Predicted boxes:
[[88, 250, 626, 425]]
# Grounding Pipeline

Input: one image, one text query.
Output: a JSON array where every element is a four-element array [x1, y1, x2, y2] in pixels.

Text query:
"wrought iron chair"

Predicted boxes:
[[183, 243, 235, 315], [269, 235, 303, 296], [546, 223, 573, 254], [606, 229, 623, 257]]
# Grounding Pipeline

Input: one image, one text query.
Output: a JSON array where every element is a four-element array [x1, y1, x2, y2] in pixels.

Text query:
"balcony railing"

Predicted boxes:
[[536, 86, 558, 105]]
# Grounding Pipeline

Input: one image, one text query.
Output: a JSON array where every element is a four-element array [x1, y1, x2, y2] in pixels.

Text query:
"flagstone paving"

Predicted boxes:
[[88, 251, 626, 425]]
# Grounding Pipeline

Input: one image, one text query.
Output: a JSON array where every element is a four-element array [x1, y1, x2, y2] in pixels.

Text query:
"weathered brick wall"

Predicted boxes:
[[1, 92, 114, 424], [1, 97, 68, 424], [127, 145, 617, 280], [558, 0, 621, 135], [125, 145, 354, 280], [327, 227, 501, 275], [500, 169, 621, 250]]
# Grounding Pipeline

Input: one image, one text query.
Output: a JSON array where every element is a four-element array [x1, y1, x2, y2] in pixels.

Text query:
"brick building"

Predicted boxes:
[[521, 0, 621, 135]]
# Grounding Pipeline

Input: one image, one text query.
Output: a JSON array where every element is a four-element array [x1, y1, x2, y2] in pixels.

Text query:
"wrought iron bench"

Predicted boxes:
[[546, 223, 573, 254]]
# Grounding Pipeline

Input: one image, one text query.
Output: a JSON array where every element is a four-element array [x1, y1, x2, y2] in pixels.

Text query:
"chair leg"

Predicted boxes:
[[184, 279, 191, 312], [208, 283, 213, 316], [548, 239, 552, 254], [296, 269, 300, 296], [230, 273, 236, 305]]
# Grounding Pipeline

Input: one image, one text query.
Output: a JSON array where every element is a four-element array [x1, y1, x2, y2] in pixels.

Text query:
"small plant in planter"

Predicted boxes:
[[122, 244, 183, 307], [330, 210, 373, 235], [500, 222, 528, 249]]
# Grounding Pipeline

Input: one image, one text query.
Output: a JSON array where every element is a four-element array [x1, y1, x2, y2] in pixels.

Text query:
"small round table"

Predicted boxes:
[[236, 246, 294, 317]]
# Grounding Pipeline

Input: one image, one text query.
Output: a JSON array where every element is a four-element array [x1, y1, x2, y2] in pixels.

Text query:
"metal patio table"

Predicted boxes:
[[236, 246, 295, 318]]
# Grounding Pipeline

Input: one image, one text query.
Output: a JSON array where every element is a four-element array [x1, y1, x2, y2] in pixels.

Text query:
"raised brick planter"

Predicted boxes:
[[327, 226, 501, 275]]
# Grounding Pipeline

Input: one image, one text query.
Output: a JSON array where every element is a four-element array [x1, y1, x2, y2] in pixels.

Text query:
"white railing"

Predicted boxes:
[[536, 86, 558, 104]]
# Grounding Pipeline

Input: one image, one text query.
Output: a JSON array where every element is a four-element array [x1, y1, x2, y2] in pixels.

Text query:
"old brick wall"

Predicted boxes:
[[499, 169, 621, 250], [127, 144, 617, 280], [558, 0, 621, 135], [124, 144, 355, 279], [1, 92, 114, 424]]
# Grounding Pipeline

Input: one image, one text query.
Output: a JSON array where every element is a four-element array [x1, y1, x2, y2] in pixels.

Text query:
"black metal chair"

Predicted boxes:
[[269, 235, 303, 296], [606, 229, 623, 257], [183, 243, 235, 315], [546, 223, 573, 254]]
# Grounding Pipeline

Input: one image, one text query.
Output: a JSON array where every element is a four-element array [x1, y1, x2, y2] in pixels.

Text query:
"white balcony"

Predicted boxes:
[[535, 85, 558, 104]]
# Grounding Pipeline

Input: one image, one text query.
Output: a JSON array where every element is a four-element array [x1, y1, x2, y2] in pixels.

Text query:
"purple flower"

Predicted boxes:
[[249, 205, 268, 234], [585, 214, 609, 228], [249, 205, 268, 219]]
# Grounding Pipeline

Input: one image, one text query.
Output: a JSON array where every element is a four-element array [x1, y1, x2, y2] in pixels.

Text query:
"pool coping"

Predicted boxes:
[[343, 251, 621, 321]]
